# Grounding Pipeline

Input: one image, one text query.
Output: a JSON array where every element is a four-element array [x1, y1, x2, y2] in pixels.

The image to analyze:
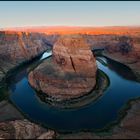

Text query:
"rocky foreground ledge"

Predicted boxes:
[[28, 35, 97, 101], [0, 119, 56, 139], [0, 101, 56, 139]]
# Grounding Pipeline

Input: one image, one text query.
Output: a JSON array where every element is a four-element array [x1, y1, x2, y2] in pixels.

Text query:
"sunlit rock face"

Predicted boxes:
[[0, 31, 49, 82], [29, 35, 97, 101], [83, 34, 140, 82]]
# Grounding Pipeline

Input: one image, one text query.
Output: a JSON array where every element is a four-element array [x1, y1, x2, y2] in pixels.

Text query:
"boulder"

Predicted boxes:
[[0, 119, 56, 139]]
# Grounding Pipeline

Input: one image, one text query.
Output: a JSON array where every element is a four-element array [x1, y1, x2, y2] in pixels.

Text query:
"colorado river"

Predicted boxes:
[[5, 51, 140, 132]]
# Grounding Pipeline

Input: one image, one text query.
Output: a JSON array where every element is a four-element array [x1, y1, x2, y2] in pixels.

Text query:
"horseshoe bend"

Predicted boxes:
[[2, 1, 140, 139], [1, 26, 140, 139]]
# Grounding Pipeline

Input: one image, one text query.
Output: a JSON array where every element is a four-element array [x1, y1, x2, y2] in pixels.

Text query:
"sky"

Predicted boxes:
[[0, 1, 140, 28]]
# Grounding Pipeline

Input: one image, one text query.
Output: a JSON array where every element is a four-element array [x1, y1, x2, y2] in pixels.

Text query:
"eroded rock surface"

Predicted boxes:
[[29, 35, 97, 101], [0, 100, 56, 139], [0, 101, 23, 122], [0, 119, 56, 139], [0, 31, 52, 82]]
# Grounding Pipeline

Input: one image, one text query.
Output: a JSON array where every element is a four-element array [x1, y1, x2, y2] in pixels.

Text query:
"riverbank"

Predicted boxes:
[[0, 51, 44, 85], [57, 98, 140, 139]]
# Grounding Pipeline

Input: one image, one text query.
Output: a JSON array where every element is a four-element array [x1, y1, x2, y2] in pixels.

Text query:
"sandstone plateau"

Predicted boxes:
[[5, 26, 140, 69], [28, 35, 97, 101]]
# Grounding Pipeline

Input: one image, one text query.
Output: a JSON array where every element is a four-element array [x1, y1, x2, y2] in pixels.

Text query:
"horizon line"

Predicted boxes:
[[1, 25, 140, 30]]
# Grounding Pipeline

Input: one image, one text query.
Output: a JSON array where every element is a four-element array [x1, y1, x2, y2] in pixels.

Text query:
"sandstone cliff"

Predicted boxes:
[[0, 31, 52, 82]]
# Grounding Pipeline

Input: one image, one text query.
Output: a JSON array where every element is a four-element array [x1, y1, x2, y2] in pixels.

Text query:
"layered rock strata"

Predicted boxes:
[[0, 31, 51, 82], [1, 29, 140, 83], [29, 35, 97, 101], [83, 34, 140, 81]]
